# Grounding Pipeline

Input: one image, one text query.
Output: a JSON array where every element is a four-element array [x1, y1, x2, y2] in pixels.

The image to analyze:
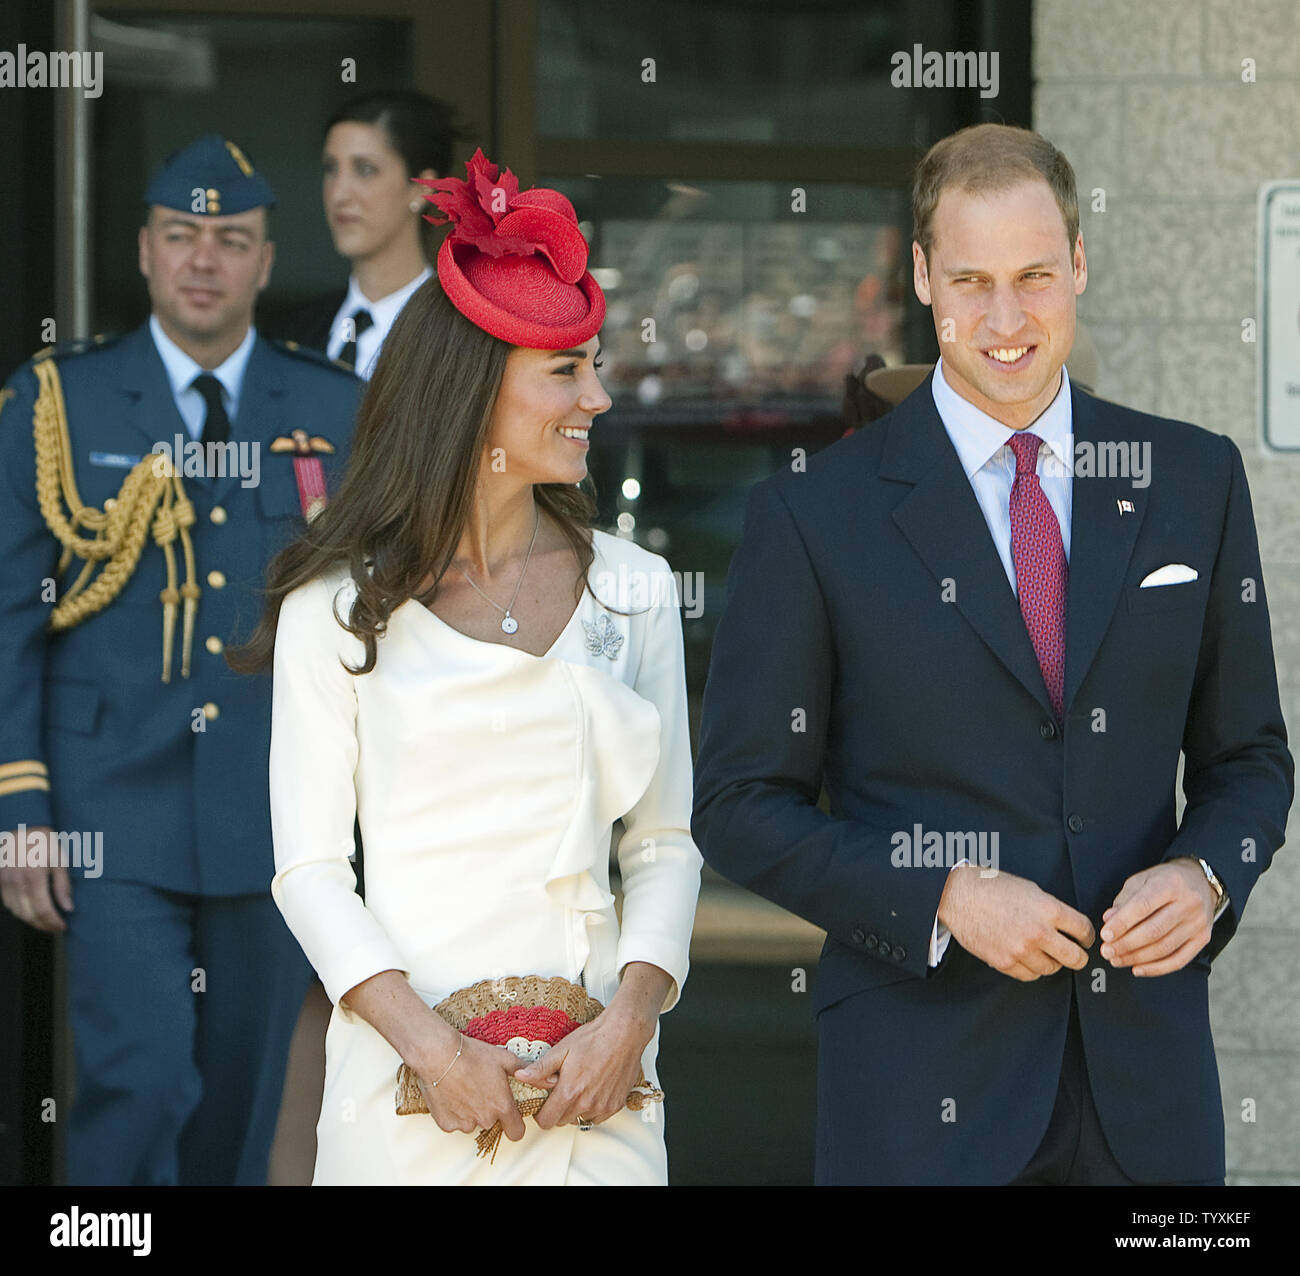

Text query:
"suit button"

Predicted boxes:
[[205, 636, 223, 655], [1067, 814, 1084, 833], [851, 927, 866, 945], [1040, 720, 1057, 739], [892, 945, 907, 962], [864, 934, 878, 951], [202, 702, 219, 721], [207, 570, 226, 589], [210, 505, 227, 525]]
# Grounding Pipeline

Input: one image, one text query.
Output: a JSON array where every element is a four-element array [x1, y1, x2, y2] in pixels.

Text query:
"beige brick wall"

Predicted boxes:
[[1035, 0, 1300, 1185]]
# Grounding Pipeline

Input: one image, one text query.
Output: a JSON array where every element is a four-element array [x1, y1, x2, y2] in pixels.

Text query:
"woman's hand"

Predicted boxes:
[[411, 1032, 528, 1142], [517, 962, 671, 1129], [341, 970, 529, 1140], [513, 1005, 654, 1130]]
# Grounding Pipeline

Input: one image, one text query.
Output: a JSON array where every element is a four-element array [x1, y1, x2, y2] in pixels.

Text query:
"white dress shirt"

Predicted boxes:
[[927, 357, 1074, 965], [326, 264, 432, 380], [149, 314, 256, 439]]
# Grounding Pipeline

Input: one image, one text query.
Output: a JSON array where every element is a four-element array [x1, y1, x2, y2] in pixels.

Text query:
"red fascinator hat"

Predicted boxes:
[[414, 149, 605, 349]]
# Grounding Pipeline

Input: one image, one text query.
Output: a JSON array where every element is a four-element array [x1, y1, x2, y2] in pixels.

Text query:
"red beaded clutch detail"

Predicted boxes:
[[395, 974, 663, 1161]]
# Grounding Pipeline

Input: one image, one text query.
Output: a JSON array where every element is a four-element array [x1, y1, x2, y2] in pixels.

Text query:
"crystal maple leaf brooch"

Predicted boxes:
[[582, 613, 624, 659]]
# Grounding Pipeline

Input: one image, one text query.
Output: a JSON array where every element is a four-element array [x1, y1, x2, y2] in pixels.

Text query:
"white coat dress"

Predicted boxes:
[[268, 528, 703, 1184]]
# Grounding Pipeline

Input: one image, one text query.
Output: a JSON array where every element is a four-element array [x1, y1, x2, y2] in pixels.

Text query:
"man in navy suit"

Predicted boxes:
[[692, 124, 1292, 1185], [0, 136, 360, 1183]]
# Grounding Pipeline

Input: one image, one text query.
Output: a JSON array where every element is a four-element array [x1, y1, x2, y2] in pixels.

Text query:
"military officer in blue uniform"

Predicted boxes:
[[0, 135, 361, 1184]]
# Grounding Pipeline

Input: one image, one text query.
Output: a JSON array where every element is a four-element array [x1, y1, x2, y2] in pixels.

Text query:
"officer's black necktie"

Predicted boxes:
[[336, 308, 373, 371], [192, 374, 229, 446]]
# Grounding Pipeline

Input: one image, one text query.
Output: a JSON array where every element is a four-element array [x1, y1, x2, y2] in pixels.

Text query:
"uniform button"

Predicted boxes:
[[205, 636, 223, 655], [851, 927, 866, 945], [892, 945, 907, 962], [1040, 720, 1057, 740], [202, 702, 219, 721], [208, 570, 226, 589], [104, 497, 117, 511], [864, 934, 878, 951], [209, 505, 227, 525], [1067, 814, 1084, 833]]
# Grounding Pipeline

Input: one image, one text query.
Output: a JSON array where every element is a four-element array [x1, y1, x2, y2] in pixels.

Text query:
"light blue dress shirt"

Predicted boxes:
[[149, 314, 256, 440], [927, 356, 1075, 963], [929, 356, 1074, 591]]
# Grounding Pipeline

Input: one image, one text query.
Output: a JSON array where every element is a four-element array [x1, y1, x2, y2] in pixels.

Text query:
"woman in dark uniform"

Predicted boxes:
[[290, 90, 461, 378]]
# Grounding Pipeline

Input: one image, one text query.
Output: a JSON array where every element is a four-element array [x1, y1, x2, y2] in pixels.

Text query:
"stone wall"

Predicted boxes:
[[1035, 0, 1300, 1185]]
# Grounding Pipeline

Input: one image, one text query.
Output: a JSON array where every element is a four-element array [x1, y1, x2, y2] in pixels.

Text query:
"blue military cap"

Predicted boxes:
[[144, 133, 275, 216]]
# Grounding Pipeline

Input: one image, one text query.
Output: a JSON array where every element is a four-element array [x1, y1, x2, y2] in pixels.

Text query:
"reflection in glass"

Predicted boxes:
[[549, 178, 907, 424], [537, 0, 911, 145]]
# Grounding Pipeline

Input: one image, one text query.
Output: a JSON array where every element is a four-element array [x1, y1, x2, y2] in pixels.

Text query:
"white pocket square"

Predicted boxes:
[[1139, 563, 1198, 587]]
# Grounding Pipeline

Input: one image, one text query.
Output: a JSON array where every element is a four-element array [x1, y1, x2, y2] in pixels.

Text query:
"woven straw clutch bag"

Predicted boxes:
[[395, 974, 664, 1160]]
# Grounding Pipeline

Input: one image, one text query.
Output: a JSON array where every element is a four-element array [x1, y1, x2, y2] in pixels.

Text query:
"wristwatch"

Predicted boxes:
[[1196, 857, 1229, 922]]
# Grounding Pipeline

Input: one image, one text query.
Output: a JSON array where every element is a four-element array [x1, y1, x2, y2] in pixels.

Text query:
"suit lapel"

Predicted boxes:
[[1062, 387, 1146, 714], [308, 288, 348, 351], [883, 386, 1056, 720]]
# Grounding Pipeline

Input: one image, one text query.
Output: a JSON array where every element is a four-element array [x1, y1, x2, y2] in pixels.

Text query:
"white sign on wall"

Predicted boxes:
[[1259, 181, 1300, 452]]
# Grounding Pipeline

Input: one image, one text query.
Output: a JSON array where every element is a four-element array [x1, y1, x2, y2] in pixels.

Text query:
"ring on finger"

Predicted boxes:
[[577, 1114, 593, 1131]]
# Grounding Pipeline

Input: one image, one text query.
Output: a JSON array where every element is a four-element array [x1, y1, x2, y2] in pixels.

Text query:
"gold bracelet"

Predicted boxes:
[[430, 1039, 463, 1087]]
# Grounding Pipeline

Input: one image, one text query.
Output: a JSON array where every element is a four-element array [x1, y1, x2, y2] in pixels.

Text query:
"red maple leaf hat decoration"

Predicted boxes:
[[414, 149, 605, 349]]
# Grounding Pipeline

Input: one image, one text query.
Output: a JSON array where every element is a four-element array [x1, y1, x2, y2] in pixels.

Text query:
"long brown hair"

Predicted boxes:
[[227, 275, 602, 676]]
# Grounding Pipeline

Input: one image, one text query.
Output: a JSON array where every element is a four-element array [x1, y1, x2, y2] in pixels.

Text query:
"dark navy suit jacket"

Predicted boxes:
[[692, 378, 1292, 1184], [264, 289, 346, 355], [0, 324, 360, 895]]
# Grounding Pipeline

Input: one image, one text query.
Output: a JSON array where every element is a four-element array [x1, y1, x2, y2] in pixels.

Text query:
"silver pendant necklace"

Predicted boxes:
[[455, 504, 540, 635]]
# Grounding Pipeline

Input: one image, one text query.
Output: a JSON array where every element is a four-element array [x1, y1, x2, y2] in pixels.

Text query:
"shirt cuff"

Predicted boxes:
[[1212, 886, 1230, 924], [928, 858, 973, 967], [1198, 858, 1230, 924]]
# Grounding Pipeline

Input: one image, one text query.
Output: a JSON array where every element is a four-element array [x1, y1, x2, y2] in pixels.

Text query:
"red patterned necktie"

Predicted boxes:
[[1007, 431, 1067, 721]]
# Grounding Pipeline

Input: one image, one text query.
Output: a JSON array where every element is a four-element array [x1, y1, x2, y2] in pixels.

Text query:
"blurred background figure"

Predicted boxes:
[[840, 352, 904, 433], [0, 134, 360, 1186], [276, 91, 461, 377]]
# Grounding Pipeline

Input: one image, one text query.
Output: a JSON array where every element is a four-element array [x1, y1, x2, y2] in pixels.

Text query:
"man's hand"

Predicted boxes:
[[0, 827, 72, 933], [937, 865, 1096, 981], [1100, 858, 1216, 976]]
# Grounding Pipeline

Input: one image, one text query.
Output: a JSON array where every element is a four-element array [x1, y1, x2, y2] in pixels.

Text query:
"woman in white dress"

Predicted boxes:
[[229, 151, 701, 1185]]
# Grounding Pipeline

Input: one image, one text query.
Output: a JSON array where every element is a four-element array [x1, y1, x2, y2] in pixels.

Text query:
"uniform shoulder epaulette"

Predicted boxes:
[[29, 332, 123, 366], [267, 337, 360, 378], [3, 336, 120, 418]]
